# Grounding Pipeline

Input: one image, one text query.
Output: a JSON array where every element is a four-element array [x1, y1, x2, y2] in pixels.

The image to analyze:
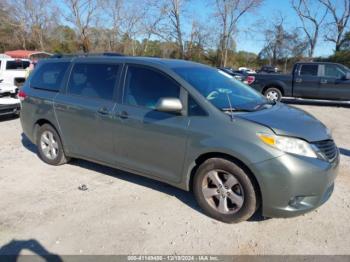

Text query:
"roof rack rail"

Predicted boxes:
[[51, 52, 124, 58]]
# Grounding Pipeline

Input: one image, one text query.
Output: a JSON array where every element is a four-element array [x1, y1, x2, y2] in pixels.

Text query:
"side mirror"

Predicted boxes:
[[155, 97, 183, 113]]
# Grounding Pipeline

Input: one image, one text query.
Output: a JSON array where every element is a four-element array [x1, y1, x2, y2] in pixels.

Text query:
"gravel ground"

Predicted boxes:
[[0, 102, 349, 256]]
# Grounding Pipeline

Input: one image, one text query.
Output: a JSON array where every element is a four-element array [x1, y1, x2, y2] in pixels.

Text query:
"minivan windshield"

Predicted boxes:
[[173, 66, 269, 112]]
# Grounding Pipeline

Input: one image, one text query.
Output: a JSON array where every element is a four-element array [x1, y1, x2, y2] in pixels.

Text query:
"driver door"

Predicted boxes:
[[113, 64, 190, 183]]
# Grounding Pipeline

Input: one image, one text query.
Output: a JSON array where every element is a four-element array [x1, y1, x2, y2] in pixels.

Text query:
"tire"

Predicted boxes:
[[36, 124, 70, 165], [193, 158, 258, 223], [264, 87, 282, 102]]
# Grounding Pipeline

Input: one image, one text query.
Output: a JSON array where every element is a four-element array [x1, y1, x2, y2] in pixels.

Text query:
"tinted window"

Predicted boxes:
[[300, 65, 318, 76], [31, 62, 69, 91], [124, 66, 180, 109], [6, 60, 30, 70], [324, 64, 345, 79], [68, 63, 119, 100], [188, 96, 207, 116]]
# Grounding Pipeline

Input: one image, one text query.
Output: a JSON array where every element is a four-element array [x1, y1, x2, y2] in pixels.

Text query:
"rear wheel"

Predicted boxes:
[[264, 87, 282, 102], [193, 158, 258, 223], [36, 124, 69, 165]]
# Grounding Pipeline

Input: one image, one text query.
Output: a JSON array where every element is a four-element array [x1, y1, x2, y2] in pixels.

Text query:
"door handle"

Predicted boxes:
[[320, 79, 328, 84], [117, 111, 129, 119], [295, 78, 302, 83], [97, 107, 109, 115]]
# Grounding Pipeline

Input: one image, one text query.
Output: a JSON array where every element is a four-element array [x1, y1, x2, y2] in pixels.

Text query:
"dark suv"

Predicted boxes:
[[20, 56, 339, 223]]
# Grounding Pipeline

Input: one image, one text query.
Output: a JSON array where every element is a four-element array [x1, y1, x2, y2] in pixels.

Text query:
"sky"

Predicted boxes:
[[187, 0, 336, 57], [57, 0, 337, 57]]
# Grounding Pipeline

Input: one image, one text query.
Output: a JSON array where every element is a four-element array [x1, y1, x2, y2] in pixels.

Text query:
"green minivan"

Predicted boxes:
[[20, 55, 339, 223]]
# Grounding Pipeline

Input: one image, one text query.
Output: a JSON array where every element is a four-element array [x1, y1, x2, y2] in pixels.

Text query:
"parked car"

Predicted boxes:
[[0, 95, 20, 117], [238, 67, 256, 74], [218, 67, 245, 81], [218, 67, 256, 85], [250, 62, 350, 102], [258, 65, 280, 74], [0, 58, 26, 117], [20, 56, 339, 223], [0, 58, 30, 89]]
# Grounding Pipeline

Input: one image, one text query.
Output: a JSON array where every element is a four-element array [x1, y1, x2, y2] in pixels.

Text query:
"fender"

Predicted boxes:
[[262, 80, 292, 97]]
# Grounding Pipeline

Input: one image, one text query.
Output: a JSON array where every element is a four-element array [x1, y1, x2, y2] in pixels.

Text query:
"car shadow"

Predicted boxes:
[[339, 148, 350, 157], [282, 98, 350, 108], [21, 133, 37, 154], [70, 158, 204, 212], [20, 133, 268, 223], [0, 239, 62, 261], [71, 159, 268, 223]]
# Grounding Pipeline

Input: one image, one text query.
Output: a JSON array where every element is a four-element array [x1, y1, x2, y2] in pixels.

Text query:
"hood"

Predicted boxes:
[[238, 103, 331, 142]]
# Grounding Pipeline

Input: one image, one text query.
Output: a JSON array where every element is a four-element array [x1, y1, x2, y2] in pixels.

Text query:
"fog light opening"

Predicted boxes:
[[289, 196, 305, 208]]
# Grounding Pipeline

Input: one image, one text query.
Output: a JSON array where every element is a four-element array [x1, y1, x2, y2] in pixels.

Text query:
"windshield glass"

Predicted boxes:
[[6, 60, 30, 70], [173, 66, 268, 111]]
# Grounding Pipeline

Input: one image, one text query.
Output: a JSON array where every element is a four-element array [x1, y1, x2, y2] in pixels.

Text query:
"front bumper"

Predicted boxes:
[[249, 152, 339, 218], [0, 102, 20, 116]]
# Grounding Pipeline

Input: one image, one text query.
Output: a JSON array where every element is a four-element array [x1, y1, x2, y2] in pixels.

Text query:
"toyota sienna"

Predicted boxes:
[[19, 56, 339, 223]]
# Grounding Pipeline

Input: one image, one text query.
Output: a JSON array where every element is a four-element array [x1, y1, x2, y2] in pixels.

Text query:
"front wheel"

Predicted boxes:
[[193, 158, 259, 223], [264, 87, 282, 102]]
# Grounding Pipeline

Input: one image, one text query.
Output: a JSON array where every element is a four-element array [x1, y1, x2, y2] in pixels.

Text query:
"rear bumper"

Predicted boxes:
[[0, 102, 20, 116], [250, 152, 339, 218]]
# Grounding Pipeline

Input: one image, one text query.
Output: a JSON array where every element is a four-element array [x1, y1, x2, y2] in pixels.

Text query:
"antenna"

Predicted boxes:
[[225, 92, 234, 121]]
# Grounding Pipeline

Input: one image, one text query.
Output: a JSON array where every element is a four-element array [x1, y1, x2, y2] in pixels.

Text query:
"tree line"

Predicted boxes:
[[1, 0, 350, 71]]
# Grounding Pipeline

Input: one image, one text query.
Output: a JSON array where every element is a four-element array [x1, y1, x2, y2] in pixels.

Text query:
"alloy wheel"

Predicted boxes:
[[201, 169, 244, 214], [40, 130, 59, 160]]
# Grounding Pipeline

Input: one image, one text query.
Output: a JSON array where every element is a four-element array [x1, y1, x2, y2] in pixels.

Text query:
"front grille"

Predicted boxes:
[[313, 140, 338, 161]]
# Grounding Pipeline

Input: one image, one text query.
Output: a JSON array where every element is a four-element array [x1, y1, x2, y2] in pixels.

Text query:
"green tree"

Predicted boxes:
[[49, 26, 78, 53]]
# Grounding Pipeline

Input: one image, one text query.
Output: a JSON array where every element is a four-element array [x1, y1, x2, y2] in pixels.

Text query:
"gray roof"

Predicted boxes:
[[46, 55, 208, 69]]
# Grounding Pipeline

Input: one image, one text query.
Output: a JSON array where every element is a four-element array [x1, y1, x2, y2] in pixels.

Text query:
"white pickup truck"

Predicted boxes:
[[0, 58, 29, 116]]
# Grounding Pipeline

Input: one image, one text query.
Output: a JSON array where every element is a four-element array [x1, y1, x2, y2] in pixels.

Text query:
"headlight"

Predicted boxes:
[[257, 133, 318, 158]]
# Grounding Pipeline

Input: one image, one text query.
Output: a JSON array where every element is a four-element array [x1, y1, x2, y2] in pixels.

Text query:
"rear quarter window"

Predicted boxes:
[[31, 62, 70, 92]]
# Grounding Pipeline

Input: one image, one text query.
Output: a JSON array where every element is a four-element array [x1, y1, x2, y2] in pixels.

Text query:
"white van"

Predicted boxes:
[[0, 58, 28, 116], [0, 58, 30, 93]]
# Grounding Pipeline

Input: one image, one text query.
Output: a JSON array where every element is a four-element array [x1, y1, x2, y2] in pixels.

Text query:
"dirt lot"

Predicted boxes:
[[0, 102, 350, 256]]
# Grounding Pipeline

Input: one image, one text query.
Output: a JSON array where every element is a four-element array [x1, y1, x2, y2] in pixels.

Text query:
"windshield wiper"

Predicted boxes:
[[253, 100, 276, 111], [221, 107, 254, 112]]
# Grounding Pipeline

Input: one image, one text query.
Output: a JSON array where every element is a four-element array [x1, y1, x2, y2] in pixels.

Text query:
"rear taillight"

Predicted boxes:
[[246, 75, 255, 85], [18, 90, 27, 101]]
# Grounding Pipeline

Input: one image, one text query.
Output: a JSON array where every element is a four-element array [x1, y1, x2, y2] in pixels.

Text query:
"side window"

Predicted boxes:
[[188, 96, 207, 116], [31, 62, 70, 91], [68, 63, 119, 100], [300, 65, 318, 76], [124, 66, 180, 109], [324, 64, 345, 79]]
